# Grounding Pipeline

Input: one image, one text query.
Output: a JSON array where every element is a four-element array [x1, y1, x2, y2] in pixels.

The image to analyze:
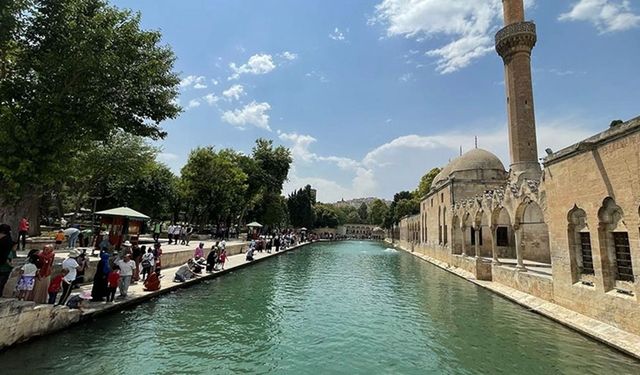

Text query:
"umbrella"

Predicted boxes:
[[94, 206, 150, 220], [300, 227, 307, 231], [247, 222, 263, 228]]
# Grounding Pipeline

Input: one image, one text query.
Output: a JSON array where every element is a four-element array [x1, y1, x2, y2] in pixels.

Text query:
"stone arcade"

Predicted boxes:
[[397, 0, 640, 337]]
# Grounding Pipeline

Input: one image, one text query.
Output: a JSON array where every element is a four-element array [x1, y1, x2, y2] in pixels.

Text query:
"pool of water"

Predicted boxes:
[[2, 241, 638, 374]]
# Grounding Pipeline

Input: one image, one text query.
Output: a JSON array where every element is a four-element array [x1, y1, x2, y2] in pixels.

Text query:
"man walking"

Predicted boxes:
[[115, 253, 136, 298], [153, 221, 162, 243], [167, 223, 175, 244], [18, 217, 29, 251]]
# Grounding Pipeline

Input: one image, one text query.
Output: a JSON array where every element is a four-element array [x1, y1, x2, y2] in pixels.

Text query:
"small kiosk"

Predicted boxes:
[[94, 207, 150, 249], [246, 222, 263, 240]]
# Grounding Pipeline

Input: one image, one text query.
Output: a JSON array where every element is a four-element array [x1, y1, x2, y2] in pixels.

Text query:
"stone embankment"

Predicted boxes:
[[0, 241, 310, 351], [2, 240, 248, 298], [388, 240, 640, 360]]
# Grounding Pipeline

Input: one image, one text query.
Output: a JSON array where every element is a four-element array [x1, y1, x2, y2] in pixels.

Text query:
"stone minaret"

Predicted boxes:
[[496, 0, 540, 178]]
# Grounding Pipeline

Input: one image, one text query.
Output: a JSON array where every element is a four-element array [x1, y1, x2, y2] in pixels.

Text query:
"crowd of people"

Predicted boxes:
[[0, 218, 309, 313]]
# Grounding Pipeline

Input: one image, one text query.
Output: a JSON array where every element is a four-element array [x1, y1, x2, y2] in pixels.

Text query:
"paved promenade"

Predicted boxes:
[[75, 241, 310, 320]]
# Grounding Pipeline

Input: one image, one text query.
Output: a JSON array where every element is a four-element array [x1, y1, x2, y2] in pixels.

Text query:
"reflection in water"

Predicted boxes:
[[1, 241, 638, 375]]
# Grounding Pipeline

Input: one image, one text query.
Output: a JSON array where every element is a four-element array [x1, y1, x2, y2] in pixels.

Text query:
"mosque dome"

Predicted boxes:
[[430, 148, 505, 190], [450, 148, 505, 173]]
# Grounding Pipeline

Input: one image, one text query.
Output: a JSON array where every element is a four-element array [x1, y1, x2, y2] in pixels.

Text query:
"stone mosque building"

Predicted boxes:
[[397, 0, 640, 338]]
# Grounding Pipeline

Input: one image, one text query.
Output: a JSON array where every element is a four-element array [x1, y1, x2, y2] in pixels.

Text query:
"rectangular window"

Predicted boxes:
[[579, 232, 594, 275], [496, 226, 509, 247], [471, 227, 483, 246], [613, 232, 634, 282]]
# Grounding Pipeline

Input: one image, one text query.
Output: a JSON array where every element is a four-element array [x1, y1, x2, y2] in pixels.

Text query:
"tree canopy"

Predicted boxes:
[[1, 0, 181, 227]]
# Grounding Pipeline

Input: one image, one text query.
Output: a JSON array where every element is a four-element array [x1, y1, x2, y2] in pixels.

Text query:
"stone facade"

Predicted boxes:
[[395, 0, 640, 338]]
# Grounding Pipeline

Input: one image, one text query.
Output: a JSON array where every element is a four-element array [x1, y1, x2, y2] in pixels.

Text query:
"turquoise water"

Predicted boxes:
[[2, 241, 639, 374]]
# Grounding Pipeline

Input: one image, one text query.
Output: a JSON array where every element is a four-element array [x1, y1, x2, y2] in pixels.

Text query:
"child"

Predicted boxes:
[[106, 266, 120, 302], [16, 254, 38, 300], [48, 269, 67, 304], [54, 230, 65, 250], [218, 249, 227, 270]]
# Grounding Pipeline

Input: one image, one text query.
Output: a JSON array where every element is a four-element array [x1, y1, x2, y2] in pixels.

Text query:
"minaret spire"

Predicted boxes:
[[496, 0, 541, 178]]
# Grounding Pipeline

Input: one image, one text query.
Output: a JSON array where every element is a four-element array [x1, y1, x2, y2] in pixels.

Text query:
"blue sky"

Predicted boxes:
[[112, 0, 640, 202]]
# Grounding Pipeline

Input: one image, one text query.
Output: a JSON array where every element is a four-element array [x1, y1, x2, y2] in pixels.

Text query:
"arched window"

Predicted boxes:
[[568, 206, 594, 276], [598, 198, 633, 283]]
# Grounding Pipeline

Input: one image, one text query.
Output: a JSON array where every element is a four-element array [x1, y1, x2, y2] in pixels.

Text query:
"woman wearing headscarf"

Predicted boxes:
[[90, 247, 111, 302], [0, 224, 14, 297], [143, 271, 160, 292], [32, 244, 55, 303]]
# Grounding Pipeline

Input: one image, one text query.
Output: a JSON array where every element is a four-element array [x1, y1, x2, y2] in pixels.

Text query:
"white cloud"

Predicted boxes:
[[281, 51, 298, 60], [278, 132, 318, 161], [559, 0, 640, 33], [187, 99, 201, 109], [221, 101, 272, 131], [222, 84, 245, 101], [281, 115, 595, 202], [157, 152, 179, 162], [180, 75, 207, 89], [203, 93, 220, 106], [399, 72, 414, 82], [305, 70, 329, 83], [329, 27, 347, 41], [211, 79, 219, 86], [228, 54, 276, 80], [372, 0, 534, 74]]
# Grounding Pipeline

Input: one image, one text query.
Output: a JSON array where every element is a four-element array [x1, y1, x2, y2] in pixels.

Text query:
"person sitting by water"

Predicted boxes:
[[143, 271, 161, 291], [191, 257, 206, 274], [66, 290, 92, 311], [246, 247, 255, 262], [173, 259, 199, 282]]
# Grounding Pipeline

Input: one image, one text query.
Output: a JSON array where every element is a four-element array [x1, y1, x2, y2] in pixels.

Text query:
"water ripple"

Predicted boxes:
[[1, 241, 639, 375]]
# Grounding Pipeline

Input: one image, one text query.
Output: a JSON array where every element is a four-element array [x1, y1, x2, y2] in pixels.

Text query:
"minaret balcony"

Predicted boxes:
[[495, 21, 537, 59]]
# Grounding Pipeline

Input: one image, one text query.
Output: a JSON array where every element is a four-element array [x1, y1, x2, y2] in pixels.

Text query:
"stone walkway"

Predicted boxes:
[[71, 242, 310, 320], [393, 243, 640, 360]]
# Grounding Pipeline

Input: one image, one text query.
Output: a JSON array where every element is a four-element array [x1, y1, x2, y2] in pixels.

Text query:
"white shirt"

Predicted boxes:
[[62, 258, 79, 282], [64, 228, 80, 236], [21, 263, 37, 277], [173, 226, 182, 235], [168, 225, 175, 234], [115, 259, 136, 276]]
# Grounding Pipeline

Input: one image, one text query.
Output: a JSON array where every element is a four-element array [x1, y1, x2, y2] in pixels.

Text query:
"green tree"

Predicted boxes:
[[368, 199, 389, 226], [346, 211, 361, 224], [287, 185, 315, 228], [416, 167, 441, 198], [0, 0, 180, 231], [241, 139, 292, 226], [180, 147, 248, 227], [357, 202, 368, 223], [63, 131, 157, 215], [252, 138, 292, 192], [314, 204, 340, 228]]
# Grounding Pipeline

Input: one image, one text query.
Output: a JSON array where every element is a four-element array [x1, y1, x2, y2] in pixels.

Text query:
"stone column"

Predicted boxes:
[[491, 225, 501, 265], [514, 225, 527, 271], [461, 226, 467, 256], [474, 226, 481, 258]]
